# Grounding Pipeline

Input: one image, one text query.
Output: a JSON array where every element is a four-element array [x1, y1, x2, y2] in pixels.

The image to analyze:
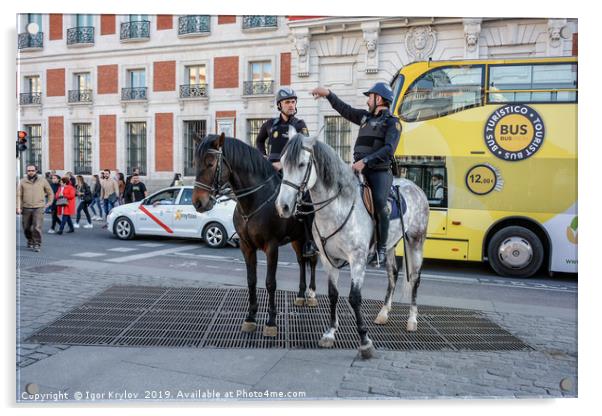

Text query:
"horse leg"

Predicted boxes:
[[348, 258, 375, 359], [291, 240, 307, 307], [241, 241, 258, 333], [306, 253, 318, 307], [405, 238, 425, 332], [375, 248, 399, 325], [318, 266, 339, 348], [263, 243, 279, 337]]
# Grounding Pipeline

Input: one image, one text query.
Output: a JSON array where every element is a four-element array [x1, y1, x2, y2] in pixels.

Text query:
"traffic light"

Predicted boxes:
[[17, 130, 28, 152]]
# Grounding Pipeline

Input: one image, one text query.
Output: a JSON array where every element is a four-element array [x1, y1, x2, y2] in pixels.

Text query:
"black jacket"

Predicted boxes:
[[256, 115, 309, 162]]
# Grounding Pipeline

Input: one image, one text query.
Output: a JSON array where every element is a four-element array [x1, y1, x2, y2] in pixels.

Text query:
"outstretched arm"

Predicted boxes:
[[311, 87, 370, 126]]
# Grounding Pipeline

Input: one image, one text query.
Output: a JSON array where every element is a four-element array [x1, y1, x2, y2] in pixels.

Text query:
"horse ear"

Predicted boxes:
[[216, 132, 226, 149]]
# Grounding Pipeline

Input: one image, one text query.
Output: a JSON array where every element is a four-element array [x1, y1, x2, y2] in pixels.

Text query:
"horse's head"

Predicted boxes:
[[276, 126, 318, 218], [192, 132, 230, 213]]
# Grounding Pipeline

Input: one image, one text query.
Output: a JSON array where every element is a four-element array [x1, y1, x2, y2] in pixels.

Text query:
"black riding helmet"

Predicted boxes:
[[276, 87, 298, 115]]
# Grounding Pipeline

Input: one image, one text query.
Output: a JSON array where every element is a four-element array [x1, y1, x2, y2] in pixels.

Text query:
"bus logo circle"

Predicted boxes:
[[484, 104, 545, 161]]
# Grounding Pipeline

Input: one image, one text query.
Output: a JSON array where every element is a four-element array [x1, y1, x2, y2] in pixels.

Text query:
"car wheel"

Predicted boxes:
[[487, 226, 544, 278], [203, 222, 227, 248], [114, 216, 135, 240]]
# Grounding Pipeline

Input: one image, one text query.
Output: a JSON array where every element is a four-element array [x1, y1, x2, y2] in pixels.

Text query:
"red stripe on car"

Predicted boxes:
[[139, 205, 174, 234]]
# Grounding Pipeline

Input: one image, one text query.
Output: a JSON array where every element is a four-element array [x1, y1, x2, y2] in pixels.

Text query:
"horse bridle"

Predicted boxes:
[[193, 147, 277, 221]]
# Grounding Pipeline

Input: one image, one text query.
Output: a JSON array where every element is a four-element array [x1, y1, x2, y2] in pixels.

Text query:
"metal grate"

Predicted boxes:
[[25, 286, 532, 351]]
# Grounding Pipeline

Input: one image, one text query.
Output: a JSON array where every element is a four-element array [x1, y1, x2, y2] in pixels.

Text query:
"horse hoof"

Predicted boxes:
[[374, 312, 389, 325], [306, 297, 318, 307], [318, 337, 335, 348], [359, 340, 376, 359], [241, 321, 257, 333], [406, 321, 418, 332], [294, 297, 306, 307], [263, 325, 278, 338]]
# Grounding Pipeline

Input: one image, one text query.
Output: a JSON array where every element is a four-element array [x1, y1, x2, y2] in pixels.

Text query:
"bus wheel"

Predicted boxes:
[[487, 226, 544, 278]]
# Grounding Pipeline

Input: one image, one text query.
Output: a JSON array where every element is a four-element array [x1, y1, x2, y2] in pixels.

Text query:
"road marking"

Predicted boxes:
[[107, 245, 198, 263], [137, 243, 166, 248], [72, 252, 106, 258], [107, 247, 138, 252]]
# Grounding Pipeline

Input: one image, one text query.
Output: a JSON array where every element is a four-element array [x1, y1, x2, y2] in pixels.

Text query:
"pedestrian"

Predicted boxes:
[[100, 169, 119, 221], [170, 173, 184, 187], [124, 167, 140, 204], [89, 174, 103, 220], [16, 164, 54, 252], [74, 175, 94, 229], [55, 176, 76, 235], [66, 171, 77, 187], [117, 172, 126, 205], [126, 174, 148, 203], [311, 82, 401, 267], [47, 174, 61, 233], [44, 171, 53, 214]]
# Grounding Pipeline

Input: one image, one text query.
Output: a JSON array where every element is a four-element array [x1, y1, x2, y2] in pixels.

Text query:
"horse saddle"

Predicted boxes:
[[360, 179, 407, 220]]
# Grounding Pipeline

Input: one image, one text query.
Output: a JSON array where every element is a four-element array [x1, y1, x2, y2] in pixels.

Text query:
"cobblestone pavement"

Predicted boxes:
[[16, 252, 577, 399]]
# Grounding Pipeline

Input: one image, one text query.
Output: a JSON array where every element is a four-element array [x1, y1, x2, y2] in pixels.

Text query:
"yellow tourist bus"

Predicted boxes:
[[391, 57, 577, 278]]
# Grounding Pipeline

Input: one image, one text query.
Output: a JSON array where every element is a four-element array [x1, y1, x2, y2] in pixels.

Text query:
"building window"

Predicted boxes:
[[242, 16, 277, 29], [73, 123, 92, 175], [324, 116, 352, 163], [121, 15, 150, 41], [183, 120, 207, 176], [24, 124, 42, 172], [178, 15, 211, 36], [122, 69, 147, 100], [20, 76, 42, 105], [18, 14, 43, 50], [69, 72, 92, 103], [126, 122, 147, 175], [244, 61, 273, 95], [67, 14, 94, 45], [180, 65, 208, 98], [247, 118, 269, 148]]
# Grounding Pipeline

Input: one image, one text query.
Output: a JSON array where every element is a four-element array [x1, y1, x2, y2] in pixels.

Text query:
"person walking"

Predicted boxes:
[[124, 167, 140, 204], [74, 175, 94, 229], [117, 172, 126, 205], [89, 174, 103, 220], [16, 164, 54, 252], [100, 169, 119, 219], [125, 174, 148, 203], [47, 174, 61, 234], [55, 176, 76, 235]]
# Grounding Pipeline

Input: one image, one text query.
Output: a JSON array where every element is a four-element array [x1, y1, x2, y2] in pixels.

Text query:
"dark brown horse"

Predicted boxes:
[[192, 133, 318, 337]]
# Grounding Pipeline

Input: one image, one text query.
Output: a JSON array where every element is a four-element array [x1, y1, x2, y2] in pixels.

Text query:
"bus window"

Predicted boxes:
[[488, 63, 577, 103], [399, 66, 484, 122], [395, 157, 447, 208]]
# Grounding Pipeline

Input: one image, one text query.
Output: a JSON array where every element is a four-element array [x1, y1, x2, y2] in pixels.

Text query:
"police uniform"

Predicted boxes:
[[325, 89, 401, 261], [256, 115, 309, 162]]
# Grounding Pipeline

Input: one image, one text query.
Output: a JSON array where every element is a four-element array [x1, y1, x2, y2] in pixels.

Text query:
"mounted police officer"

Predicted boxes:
[[256, 86, 318, 257], [310, 82, 401, 267]]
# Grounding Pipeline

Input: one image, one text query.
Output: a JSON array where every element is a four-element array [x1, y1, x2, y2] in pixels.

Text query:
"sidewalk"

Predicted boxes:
[[16, 252, 577, 401]]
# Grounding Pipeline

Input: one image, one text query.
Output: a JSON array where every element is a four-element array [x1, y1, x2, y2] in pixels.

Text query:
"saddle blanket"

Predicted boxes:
[[388, 186, 407, 220]]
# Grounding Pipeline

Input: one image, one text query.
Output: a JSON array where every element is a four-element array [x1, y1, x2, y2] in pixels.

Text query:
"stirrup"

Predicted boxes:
[[369, 248, 387, 268]]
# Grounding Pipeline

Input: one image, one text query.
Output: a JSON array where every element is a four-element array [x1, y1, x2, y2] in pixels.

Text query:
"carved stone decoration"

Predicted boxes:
[[362, 21, 380, 74], [548, 19, 567, 49], [291, 27, 310, 77], [463, 18, 482, 57], [405, 25, 437, 61]]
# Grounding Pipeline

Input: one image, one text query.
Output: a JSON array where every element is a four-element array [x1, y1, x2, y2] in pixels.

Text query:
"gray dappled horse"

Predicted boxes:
[[275, 128, 429, 359]]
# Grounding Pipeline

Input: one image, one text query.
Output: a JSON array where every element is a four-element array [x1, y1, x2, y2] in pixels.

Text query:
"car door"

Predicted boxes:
[[136, 188, 180, 235], [171, 188, 203, 237]]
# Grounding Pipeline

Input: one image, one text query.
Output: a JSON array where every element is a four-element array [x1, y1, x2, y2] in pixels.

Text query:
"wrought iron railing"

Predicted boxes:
[[18, 32, 43, 49], [121, 87, 147, 101], [20, 92, 42, 105], [178, 15, 210, 35], [180, 84, 208, 98], [242, 16, 277, 29], [243, 80, 274, 96], [68, 89, 93, 103], [67, 26, 95, 45], [120, 21, 150, 40]]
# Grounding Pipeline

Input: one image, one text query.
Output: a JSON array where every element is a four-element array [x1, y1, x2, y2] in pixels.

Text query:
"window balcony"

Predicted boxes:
[[18, 32, 43, 50], [178, 15, 210, 36], [19, 92, 42, 105], [121, 87, 147, 101], [243, 80, 274, 96], [120, 21, 150, 41], [68, 89, 93, 103], [67, 26, 95, 46], [242, 16, 277, 30], [179, 84, 209, 98]]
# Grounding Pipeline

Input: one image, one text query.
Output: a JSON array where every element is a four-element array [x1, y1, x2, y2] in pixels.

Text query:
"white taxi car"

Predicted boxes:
[[106, 186, 238, 248]]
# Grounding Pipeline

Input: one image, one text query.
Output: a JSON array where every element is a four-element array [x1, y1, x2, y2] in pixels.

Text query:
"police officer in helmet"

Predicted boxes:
[[256, 87, 318, 257], [311, 82, 401, 267]]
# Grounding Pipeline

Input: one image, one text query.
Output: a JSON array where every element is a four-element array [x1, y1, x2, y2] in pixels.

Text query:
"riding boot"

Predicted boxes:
[[302, 214, 318, 258], [370, 211, 390, 268]]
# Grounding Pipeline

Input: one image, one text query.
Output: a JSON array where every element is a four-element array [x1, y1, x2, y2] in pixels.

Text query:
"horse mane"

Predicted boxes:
[[282, 134, 356, 197], [197, 134, 275, 179]]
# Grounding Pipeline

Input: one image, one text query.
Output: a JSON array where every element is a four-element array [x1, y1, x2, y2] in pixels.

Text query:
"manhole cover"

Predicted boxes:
[[25, 285, 532, 351]]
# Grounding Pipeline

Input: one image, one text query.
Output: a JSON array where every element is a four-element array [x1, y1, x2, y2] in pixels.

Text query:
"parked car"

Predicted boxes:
[[106, 186, 238, 248]]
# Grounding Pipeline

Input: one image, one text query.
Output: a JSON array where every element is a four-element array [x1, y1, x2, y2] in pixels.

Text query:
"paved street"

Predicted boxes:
[[16, 214, 578, 401]]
